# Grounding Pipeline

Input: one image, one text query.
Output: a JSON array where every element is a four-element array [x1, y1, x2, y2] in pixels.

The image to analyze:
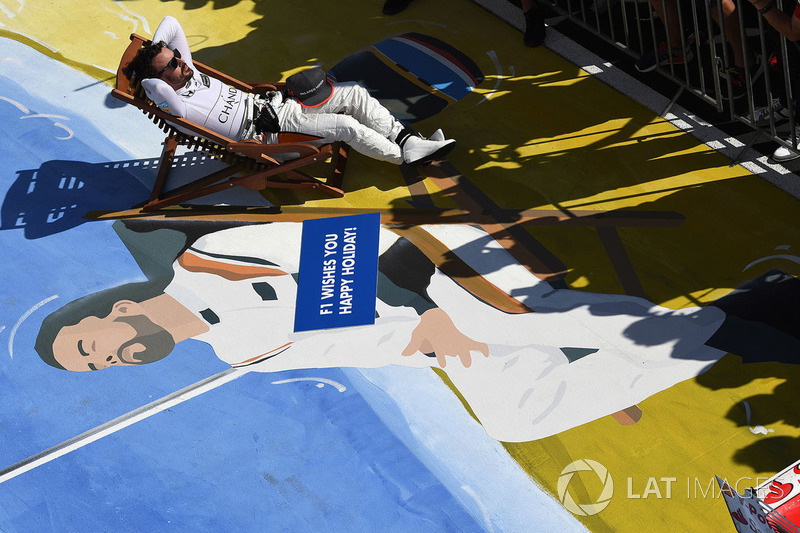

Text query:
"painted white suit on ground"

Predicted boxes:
[[164, 223, 726, 442]]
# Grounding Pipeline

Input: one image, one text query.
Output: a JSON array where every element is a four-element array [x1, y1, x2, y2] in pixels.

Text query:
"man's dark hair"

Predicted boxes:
[[35, 279, 170, 370], [121, 40, 166, 81]]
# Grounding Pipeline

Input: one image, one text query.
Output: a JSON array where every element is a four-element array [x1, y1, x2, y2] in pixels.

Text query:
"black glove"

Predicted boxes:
[[254, 103, 280, 135]]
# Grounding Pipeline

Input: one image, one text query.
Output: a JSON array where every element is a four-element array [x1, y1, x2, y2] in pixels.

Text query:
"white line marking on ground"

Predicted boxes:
[[741, 161, 766, 175], [475, 50, 503, 106], [756, 156, 792, 175], [0, 103, 73, 139], [0, 367, 250, 484], [271, 377, 347, 392], [20, 113, 69, 121], [112, 0, 151, 34], [52, 123, 73, 140], [743, 254, 800, 271], [0, 58, 23, 69], [725, 136, 745, 148], [8, 295, 58, 359], [0, 95, 29, 114], [0, 2, 16, 18], [461, 485, 495, 533], [103, 4, 139, 34], [581, 64, 603, 75]]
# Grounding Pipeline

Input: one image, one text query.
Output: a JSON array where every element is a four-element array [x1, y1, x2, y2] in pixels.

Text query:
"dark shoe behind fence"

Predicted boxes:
[[635, 36, 695, 73], [719, 56, 764, 101], [752, 97, 791, 127], [524, 8, 546, 47]]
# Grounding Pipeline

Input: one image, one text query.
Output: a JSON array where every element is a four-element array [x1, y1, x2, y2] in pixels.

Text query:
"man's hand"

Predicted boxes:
[[402, 308, 489, 368]]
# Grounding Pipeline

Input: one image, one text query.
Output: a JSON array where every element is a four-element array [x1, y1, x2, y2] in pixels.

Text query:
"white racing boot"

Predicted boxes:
[[401, 134, 456, 166]]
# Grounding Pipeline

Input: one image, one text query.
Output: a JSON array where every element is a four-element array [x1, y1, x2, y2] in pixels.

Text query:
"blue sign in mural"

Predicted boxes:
[[294, 213, 380, 332]]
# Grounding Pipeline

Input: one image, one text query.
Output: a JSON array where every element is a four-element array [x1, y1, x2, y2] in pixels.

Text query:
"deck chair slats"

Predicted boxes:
[[110, 33, 348, 212]]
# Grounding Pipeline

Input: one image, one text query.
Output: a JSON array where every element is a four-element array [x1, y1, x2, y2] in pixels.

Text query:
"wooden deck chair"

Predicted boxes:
[[111, 33, 349, 212]]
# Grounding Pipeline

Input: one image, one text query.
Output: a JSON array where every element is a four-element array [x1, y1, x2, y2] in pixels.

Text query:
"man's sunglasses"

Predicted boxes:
[[157, 48, 181, 77]]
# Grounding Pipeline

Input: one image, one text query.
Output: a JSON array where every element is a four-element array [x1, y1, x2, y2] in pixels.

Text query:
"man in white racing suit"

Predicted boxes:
[[122, 16, 455, 166]]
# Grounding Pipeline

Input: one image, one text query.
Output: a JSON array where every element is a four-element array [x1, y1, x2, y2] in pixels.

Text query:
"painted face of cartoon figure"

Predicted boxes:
[[51, 301, 175, 372]]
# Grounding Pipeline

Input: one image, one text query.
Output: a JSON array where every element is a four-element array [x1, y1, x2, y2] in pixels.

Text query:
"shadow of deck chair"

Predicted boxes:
[[111, 33, 349, 212]]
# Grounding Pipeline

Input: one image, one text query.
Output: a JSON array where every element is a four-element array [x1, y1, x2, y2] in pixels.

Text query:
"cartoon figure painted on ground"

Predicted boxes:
[[34, 217, 800, 442]]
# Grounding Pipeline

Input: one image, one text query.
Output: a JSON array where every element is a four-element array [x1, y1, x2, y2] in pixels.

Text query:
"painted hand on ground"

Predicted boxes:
[[401, 308, 489, 368]]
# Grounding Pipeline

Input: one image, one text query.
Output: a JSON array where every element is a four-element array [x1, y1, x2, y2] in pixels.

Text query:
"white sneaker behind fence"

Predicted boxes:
[[772, 124, 800, 162]]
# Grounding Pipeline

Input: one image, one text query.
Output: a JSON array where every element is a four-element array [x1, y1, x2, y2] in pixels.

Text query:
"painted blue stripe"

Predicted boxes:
[[373, 38, 475, 101]]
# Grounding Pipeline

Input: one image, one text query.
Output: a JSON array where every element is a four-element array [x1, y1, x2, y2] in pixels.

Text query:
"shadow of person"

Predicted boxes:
[[391, 208, 800, 383], [725, 380, 800, 431], [732, 436, 800, 475]]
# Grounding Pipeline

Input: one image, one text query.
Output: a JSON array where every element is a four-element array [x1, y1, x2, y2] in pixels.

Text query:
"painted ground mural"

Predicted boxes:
[[3, 1, 800, 532]]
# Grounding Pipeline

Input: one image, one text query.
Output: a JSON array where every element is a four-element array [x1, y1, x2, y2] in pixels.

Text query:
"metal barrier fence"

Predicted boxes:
[[547, 0, 798, 157]]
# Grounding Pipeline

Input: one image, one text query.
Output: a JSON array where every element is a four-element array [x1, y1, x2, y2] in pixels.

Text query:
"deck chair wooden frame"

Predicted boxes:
[[111, 33, 349, 211]]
